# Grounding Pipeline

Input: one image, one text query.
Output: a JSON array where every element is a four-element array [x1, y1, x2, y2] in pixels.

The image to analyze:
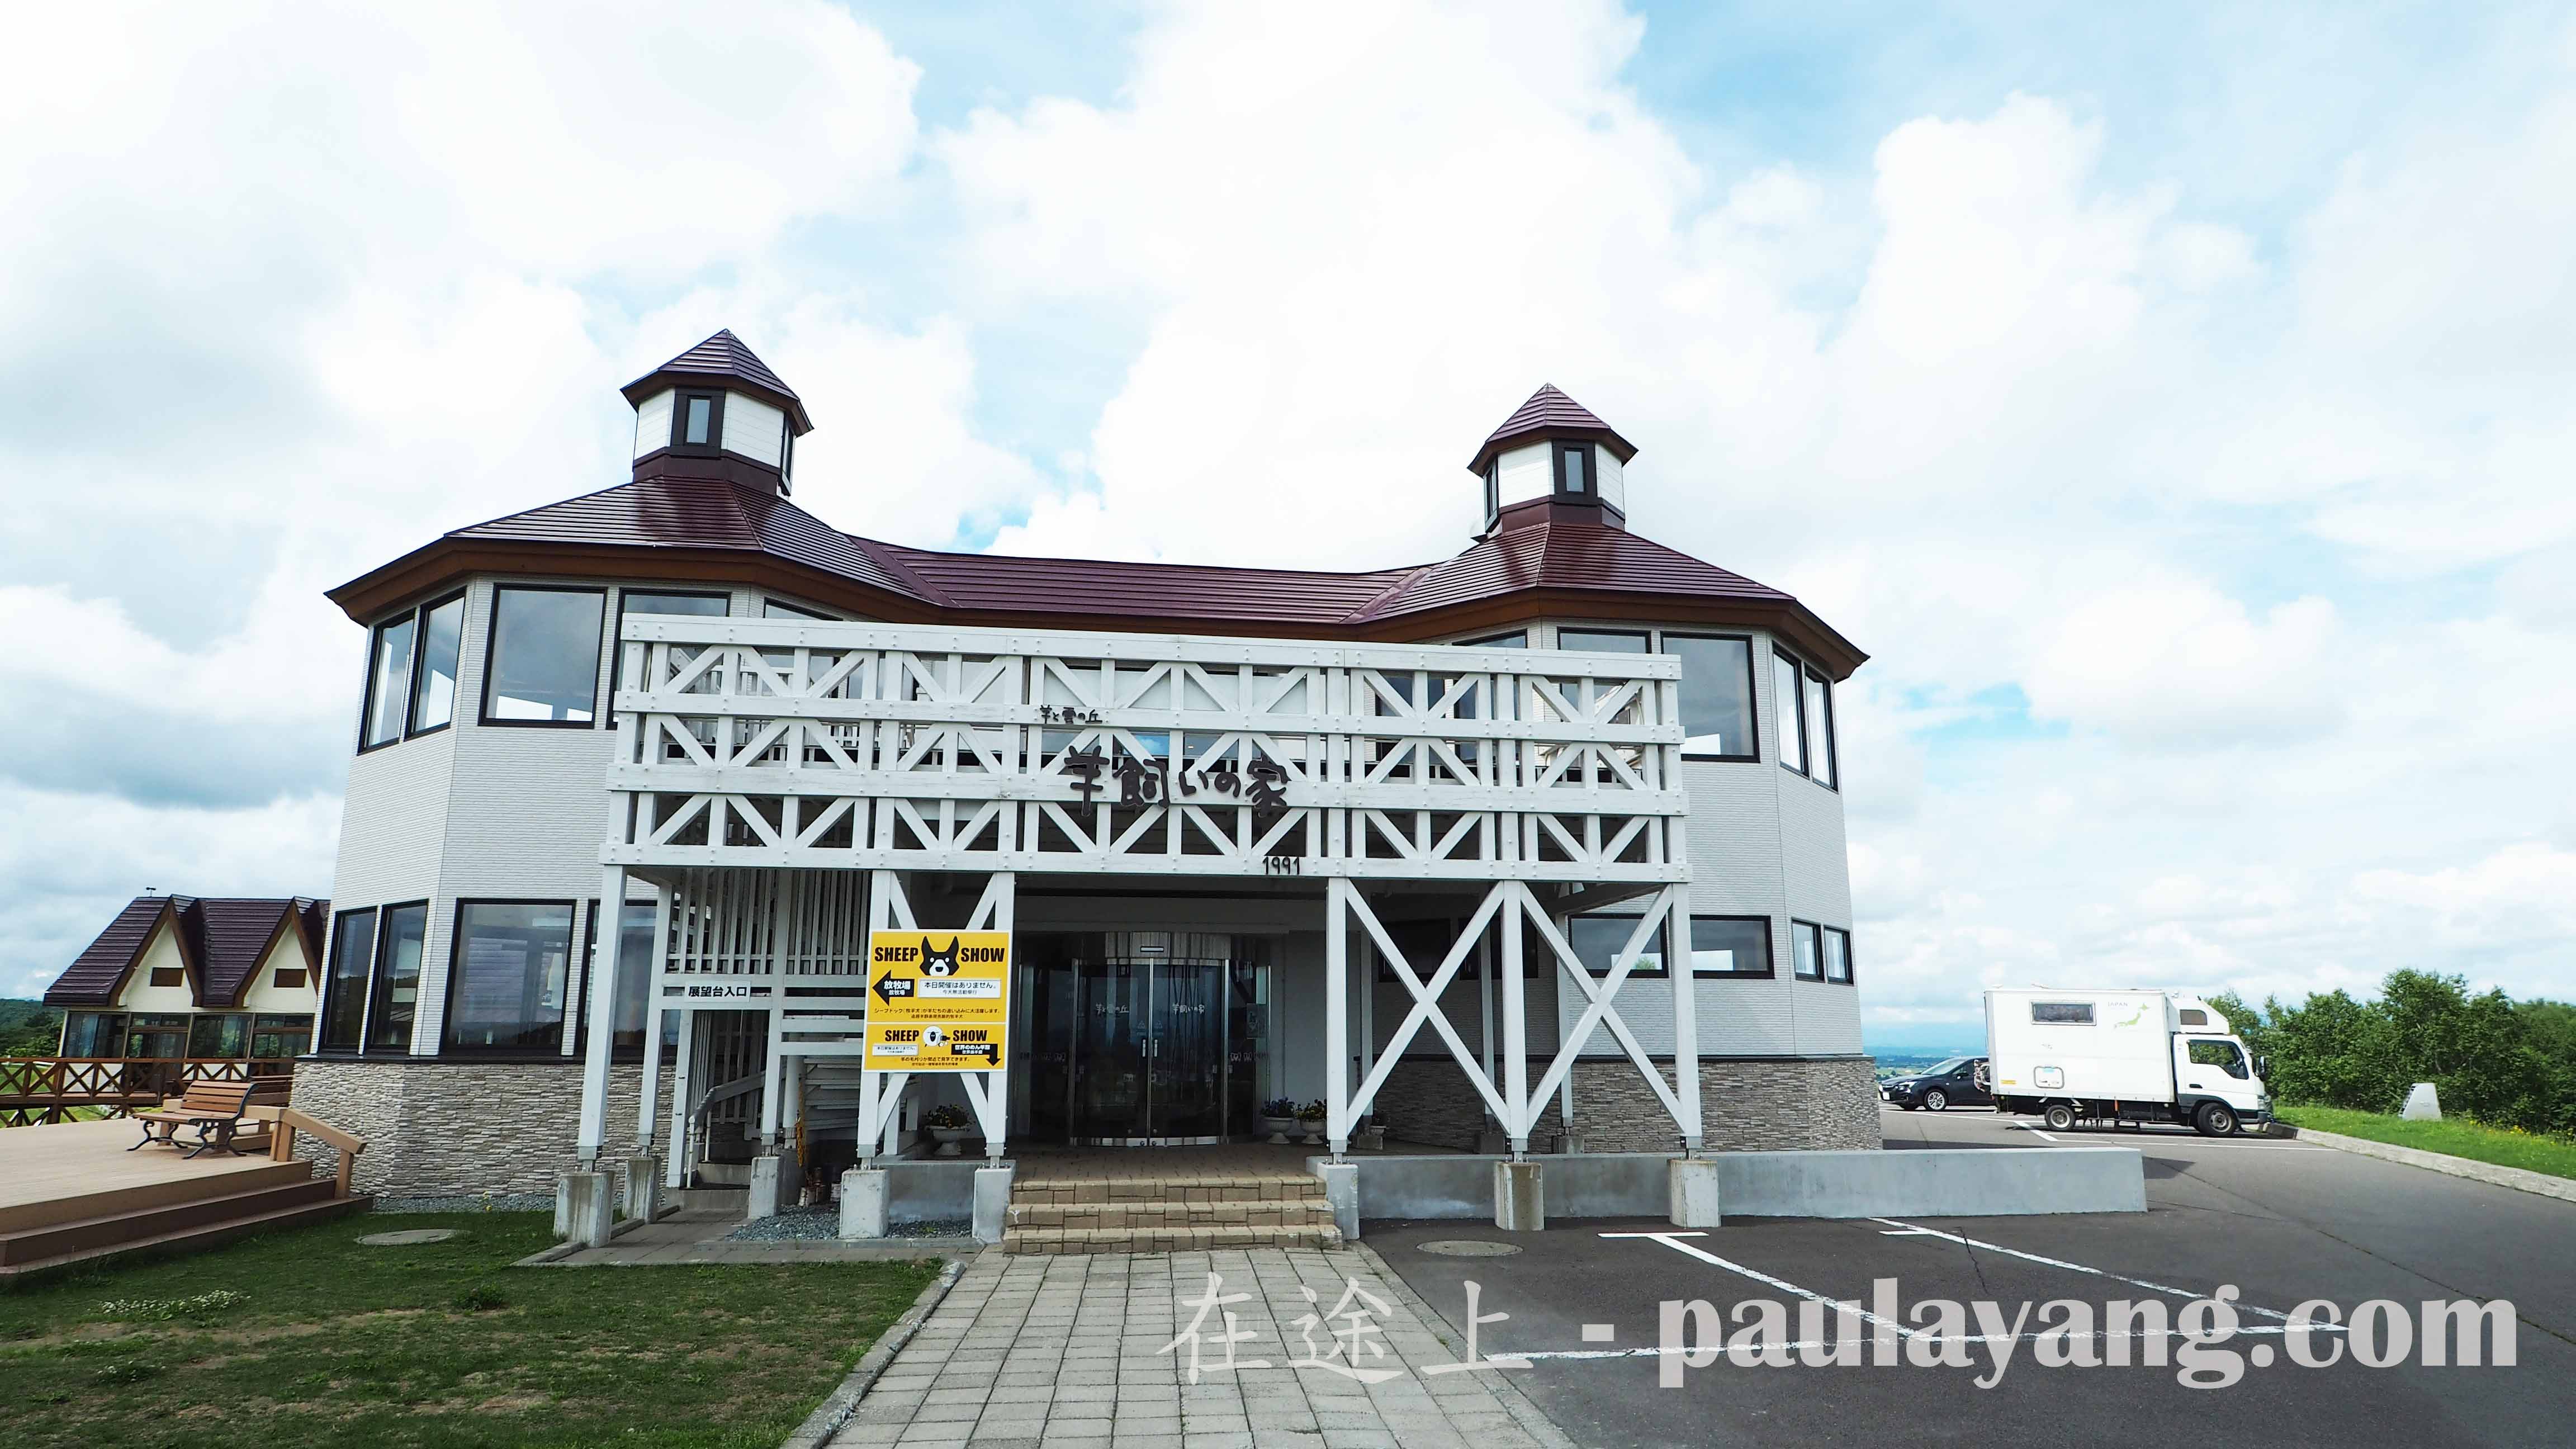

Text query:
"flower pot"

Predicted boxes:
[[929, 1126, 972, 1157], [1296, 1119, 1327, 1146], [1259, 1115, 1298, 1145]]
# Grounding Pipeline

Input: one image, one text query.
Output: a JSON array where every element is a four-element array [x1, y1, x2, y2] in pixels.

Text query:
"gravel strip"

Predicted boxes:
[[375, 1194, 552, 1214]]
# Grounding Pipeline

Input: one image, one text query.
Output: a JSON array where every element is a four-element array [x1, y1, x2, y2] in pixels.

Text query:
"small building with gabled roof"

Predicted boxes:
[[40, 894, 327, 1062]]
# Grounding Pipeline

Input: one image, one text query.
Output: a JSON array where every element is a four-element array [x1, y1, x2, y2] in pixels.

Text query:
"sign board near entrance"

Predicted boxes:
[[865, 930, 1011, 1071]]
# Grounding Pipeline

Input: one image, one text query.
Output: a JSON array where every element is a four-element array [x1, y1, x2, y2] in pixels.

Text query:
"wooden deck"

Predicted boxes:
[[0, 1117, 299, 1234]]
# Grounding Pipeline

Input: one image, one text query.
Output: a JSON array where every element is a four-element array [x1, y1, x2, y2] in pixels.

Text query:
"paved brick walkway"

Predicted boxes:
[[824, 1247, 1573, 1449], [529, 1208, 963, 1266]]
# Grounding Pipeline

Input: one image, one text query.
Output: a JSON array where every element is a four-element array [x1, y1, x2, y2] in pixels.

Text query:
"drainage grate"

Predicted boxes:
[[1415, 1239, 1522, 1257]]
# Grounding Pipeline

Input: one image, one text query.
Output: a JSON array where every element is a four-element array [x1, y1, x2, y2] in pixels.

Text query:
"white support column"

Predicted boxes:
[[1325, 877, 1351, 1160], [1668, 879, 1704, 1153], [634, 882, 673, 1152], [1500, 882, 1531, 1156], [575, 868, 627, 1168], [1356, 942, 1375, 1130], [962, 870, 1016, 1167], [757, 1005, 787, 1149], [663, 1006, 697, 1190]]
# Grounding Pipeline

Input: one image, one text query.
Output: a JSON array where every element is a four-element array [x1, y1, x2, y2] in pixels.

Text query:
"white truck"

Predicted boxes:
[[1983, 988, 2271, 1137]]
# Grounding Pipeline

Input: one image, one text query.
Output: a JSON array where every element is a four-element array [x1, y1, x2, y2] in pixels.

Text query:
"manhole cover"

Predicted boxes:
[[1417, 1239, 1522, 1257], [358, 1229, 459, 1247]]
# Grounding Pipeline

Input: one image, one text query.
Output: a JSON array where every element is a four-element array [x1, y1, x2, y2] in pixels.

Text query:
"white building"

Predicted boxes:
[[293, 331, 1874, 1199]]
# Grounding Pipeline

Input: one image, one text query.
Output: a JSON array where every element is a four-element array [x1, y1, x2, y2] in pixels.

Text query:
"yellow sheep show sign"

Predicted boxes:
[[864, 930, 1011, 1071]]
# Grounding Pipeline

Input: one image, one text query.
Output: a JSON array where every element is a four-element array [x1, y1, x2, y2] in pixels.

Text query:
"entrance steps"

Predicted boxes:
[[0, 1159, 370, 1279], [1003, 1172, 1341, 1256]]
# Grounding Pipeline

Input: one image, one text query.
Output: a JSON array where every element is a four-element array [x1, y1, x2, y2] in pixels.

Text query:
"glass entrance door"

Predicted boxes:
[[1148, 960, 1225, 1140], [1038, 934, 1251, 1145]]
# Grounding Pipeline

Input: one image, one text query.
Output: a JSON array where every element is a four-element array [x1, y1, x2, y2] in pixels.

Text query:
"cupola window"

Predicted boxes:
[[1557, 441, 1589, 495], [678, 392, 721, 448]]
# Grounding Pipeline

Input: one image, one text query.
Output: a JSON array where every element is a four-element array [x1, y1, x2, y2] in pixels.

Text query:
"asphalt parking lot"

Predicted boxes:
[[1370, 1105, 2576, 1447]]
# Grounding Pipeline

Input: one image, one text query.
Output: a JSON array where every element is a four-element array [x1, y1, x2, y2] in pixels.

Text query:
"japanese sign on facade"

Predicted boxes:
[[864, 930, 1011, 1071]]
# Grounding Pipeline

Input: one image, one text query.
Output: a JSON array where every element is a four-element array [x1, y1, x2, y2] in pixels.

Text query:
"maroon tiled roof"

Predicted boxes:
[[42, 897, 168, 1007], [1470, 385, 1637, 470], [876, 543, 1420, 626], [620, 329, 811, 432], [40, 895, 326, 1008], [453, 479, 919, 599], [1348, 514, 1789, 622]]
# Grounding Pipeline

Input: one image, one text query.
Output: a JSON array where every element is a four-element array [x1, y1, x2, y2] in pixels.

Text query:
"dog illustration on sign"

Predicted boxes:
[[920, 936, 960, 977]]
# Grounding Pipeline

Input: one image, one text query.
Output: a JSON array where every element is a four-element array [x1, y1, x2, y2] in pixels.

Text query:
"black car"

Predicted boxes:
[[1880, 1057, 1991, 1111]]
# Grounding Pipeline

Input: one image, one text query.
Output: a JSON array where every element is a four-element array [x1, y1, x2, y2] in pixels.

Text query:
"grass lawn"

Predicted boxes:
[[0, 1212, 940, 1449], [2277, 1105, 2576, 1182]]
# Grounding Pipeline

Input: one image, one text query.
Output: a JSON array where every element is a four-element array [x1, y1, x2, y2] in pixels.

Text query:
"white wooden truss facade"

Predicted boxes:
[[575, 617, 1708, 1169]]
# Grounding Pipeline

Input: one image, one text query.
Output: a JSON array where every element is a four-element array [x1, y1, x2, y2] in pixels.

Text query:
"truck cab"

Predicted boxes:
[[2175, 1033, 2270, 1133]]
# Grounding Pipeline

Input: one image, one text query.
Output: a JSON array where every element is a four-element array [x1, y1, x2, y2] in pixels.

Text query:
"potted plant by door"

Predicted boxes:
[[1258, 1098, 1300, 1145], [1295, 1100, 1328, 1147], [924, 1103, 974, 1157]]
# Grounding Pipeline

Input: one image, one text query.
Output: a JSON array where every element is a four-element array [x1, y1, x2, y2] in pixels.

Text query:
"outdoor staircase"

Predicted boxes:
[[1003, 1169, 1342, 1255], [0, 1157, 370, 1280]]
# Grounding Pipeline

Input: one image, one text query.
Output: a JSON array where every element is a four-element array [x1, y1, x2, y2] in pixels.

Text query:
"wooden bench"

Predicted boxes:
[[130, 1079, 260, 1158]]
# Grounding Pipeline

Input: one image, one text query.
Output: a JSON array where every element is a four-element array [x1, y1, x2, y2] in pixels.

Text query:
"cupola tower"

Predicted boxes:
[[1467, 385, 1636, 536], [621, 329, 813, 495]]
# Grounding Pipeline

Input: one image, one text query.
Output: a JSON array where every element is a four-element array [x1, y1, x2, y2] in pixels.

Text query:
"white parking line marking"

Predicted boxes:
[[1580, 1323, 1617, 1342], [1867, 1218, 2297, 1322], [1599, 1231, 1920, 1339], [1509, 1323, 2345, 1362]]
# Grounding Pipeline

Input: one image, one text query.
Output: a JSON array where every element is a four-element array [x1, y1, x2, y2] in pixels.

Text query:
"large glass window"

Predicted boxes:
[[250, 1014, 312, 1060], [681, 393, 718, 447], [1569, 913, 1667, 977], [1683, 916, 1773, 977], [1559, 628, 1650, 654], [125, 1014, 187, 1059], [482, 587, 605, 724], [1822, 926, 1853, 984], [410, 593, 464, 733], [445, 901, 576, 1053], [613, 902, 657, 1054], [1456, 629, 1527, 648], [369, 903, 428, 1053], [61, 1011, 125, 1057], [1556, 441, 1590, 494], [1773, 651, 1807, 774], [611, 590, 730, 711], [360, 612, 415, 749], [188, 1014, 250, 1058], [1667, 634, 1758, 760], [1791, 920, 1822, 981], [763, 598, 835, 621], [320, 908, 376, 1052]]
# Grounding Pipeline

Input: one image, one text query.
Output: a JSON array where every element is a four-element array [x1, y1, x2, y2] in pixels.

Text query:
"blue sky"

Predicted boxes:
[[3, 2, 2572, 1046]]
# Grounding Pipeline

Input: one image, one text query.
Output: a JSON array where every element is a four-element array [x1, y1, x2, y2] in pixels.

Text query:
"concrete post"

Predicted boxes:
[[839, 1167, 889, 1239], [1317, 1161, 1360, 1242], [623, 1154, 662, 1223], [747, 1152, 788, 1221], [973, 1164, 1015, 1246], [556, 1170, 616, 1247], [1670, 1157, 1723, 1228], [1494, 1159, 1544, 1232]]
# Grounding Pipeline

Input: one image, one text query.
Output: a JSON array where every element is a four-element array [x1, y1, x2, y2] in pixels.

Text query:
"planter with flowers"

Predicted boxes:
[[1258, 1097, 1300, 1145], [1295, 1100, 1328, 1146], [923, 1102, 975, 1157]]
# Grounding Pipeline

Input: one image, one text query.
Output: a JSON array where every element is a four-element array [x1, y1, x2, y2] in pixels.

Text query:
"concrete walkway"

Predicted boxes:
[[823, 1246, 1573, 1448]]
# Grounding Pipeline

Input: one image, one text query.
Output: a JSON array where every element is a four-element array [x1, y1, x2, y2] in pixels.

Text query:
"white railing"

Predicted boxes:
[[603, 617, 1689, 883]]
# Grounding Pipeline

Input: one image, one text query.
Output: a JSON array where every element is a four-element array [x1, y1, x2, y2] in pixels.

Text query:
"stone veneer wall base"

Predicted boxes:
[[290, 1059, 678, 1197], [1371, 1055, 1878, 1154]]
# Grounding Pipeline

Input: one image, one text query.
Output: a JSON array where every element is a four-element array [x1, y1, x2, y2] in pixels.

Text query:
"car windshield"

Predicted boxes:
[[1927, 1058, 1969, 1076]]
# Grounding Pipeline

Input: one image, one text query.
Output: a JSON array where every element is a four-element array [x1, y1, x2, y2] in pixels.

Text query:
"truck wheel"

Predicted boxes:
[[1924, 1090, 1948, 1112], [2195, 1102, 2238, 1138], [2042, 1104, 2076, 1132]]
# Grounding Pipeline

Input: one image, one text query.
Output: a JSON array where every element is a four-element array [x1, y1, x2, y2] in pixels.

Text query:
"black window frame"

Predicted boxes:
[[762, 597, 836, 621], [1803, 662, 1838, 790], [1773, 646, 1811, 778], [1552, 439, 1594, 497], [605, 587, 732, 728], [356, 610, 416, 754], [1482, 459, 1500, 531], [366, 899, 431, 1055], [2032, 1001, 2096, 1025], [1556, 626, 1651, 655], [574, 899, 665, 1060], [1821, 925, 1854, 985], [1663, 631, 1761, 763], [673, 390, 726, 452], [62, 1011, 129, 1057], [405, 590, 468, 741], [188, 1012, 253, 1060], [1456, 629, 1528, 650], [442, 897, 581, 1057], [1790, 918, 1824, 981], [478, 584, 608, 729], [319, 906, 378, 1053], [1683, 915, 1774, 978]]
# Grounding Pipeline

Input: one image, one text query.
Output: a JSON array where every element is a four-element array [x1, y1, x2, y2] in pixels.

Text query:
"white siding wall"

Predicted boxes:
[[1595, 448, 1626, 514], [723, 392, 785, 467], [114, 922, 199, 1012], [1495, 442, 1551, 507], [632, 390, 673, 458], [239, 930, 321, 1014]]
